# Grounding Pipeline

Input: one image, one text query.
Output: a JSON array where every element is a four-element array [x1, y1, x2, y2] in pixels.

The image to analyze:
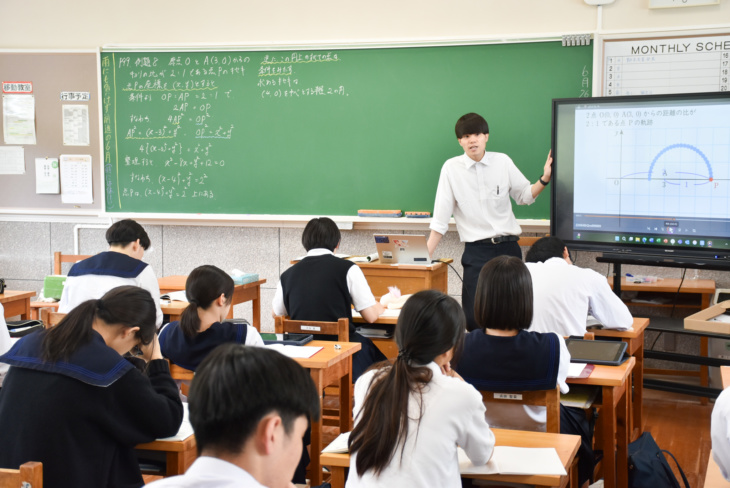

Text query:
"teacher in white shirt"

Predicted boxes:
[[427, 112, 552, 330]]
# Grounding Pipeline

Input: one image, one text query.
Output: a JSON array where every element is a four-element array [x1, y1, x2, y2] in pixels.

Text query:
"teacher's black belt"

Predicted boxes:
[[473, 235, 520, 245]]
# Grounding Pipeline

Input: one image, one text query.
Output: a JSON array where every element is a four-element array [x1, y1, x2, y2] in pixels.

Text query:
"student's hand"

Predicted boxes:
[[542, 149, 553, 182], [139, 333, 163, 362], [440, 362, 464, 381]]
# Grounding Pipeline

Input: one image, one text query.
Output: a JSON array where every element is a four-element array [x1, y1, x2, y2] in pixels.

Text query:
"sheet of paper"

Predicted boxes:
[[62, 104, 90, 146], [2, 94, 36, 144], [322, 432, 350, 453], [352, 309, 400, 319], [60, 154, 93, 204], [0, 145, 25, 174], [568, 363, 589, 378], [35, 157, 60, 193], [266, 344, 322, 359], [458, 446, 566, 476], [160, 290, 188, 302], [157, 403, 194, 441]]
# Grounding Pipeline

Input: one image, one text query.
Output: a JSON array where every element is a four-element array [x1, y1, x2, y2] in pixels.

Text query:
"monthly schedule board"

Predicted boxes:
[[100, 43, 592, 216], [603, 34, 730, 96]]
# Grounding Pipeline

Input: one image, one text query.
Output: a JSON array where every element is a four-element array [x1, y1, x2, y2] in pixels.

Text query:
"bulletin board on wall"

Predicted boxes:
[[0, 51, 102, 212]]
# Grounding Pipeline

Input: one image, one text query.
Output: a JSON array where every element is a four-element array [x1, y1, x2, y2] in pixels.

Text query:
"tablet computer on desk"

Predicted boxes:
[[565, 338, 628, 366], [373, 234, 430, 265]]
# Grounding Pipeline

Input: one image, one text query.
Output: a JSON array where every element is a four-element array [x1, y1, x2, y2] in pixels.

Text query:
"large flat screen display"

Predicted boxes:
[[551, 92, 730, 263]]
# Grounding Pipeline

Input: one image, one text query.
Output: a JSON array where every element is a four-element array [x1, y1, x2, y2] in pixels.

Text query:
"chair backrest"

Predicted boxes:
[[0, 461, 43, 488], [480, 386, 561, 433], [53, 251, 92, 275], [274, 316, 349, 342], [167, 360, 195, 381], [40, 309, 66, 328]]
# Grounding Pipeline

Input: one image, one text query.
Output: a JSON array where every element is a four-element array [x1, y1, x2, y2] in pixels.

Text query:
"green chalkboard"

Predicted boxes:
[[101, 43, 592, 217]]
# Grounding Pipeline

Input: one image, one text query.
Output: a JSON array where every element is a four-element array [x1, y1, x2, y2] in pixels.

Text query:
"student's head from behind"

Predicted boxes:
[[43, 285, 157, 361], [179, 265, 234, 338], [474, 255, 533, 332], [189, 344, 319, 487], [525, 236, 569, 264], [106, 219, 151, 260], [302, 217, 340, 252], [396, 289, 466, 367], [455, 113, 490, 162]]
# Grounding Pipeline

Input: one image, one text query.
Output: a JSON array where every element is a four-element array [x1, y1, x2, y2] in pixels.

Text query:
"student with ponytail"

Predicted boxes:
[[0, 286, 183, 488], [347, 289, 494, 488], [159, 265, 264, 371]]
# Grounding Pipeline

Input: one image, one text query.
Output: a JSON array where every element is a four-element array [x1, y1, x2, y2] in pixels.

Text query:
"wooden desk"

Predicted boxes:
[[136, 433, 196, 476], [321, 428, 580, 488], [356, 260, 451, 297], [591, 317, 649, 441], [158, 276, 266, 331], [705, 450, 730, 488], [569, 356, 635, 488], [608, 277, 715, 312], [0, 291, 34, 320], [295, 341, 360, 486]]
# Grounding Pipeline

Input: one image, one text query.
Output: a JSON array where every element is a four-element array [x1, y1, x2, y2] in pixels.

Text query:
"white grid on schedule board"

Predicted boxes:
[[603, 34, 730, 96]]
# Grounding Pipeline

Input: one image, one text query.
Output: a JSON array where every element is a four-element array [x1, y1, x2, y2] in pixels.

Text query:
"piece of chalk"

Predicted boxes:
[[358, 209, 403, 218], [405, 211, 431, 218]]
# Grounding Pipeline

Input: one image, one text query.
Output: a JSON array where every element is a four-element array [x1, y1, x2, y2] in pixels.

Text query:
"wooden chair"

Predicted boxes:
[[274, 316, 349, 342], [40, 309, 66, 328], [53, 251, 92, 275], [0, 461, 43, 488], [479, 386, 561, 433], [274, 316, 350, 428], [167, 360, 195, 397], [30, 252, 92, 319]]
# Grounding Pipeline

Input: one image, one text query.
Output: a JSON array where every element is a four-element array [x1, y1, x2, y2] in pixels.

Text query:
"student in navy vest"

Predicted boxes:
[[455, 256, 594, 487], [59, 219, 163, 327], [272, 217, 386, 382], [0, 286, 183, 488], [159, 265, 264, 371]]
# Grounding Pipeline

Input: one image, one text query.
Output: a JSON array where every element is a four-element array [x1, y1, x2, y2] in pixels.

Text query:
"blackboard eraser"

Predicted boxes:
[[358, 209, 403, 218], [405, 211, 431, 218]]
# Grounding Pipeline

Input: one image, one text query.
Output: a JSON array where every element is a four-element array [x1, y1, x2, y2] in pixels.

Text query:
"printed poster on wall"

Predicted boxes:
[[2, 94, 36, 145], [60, 154, 93, 204]]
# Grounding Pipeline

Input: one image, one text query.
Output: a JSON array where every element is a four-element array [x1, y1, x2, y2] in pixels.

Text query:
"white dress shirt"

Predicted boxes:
[[483, 333, 571, 431], [272, 248, 377, 316], [347, 362, 495, 488], [146, 456, 266, 487], [59, 264, 163, 327], [430, 152, 535, 241], [713, 387, 730, 481], [526, 258, 633, 337]]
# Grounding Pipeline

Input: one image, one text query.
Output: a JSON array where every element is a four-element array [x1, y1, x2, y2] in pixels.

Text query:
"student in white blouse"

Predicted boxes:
[[712, 387, 730, 481], [347, 289, 494, 488]]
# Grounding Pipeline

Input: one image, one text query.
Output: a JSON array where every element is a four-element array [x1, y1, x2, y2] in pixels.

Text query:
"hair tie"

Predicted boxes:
[[397, 350, 412, 363], [96, 299, 105, 311], [188, 299, 198, 306]]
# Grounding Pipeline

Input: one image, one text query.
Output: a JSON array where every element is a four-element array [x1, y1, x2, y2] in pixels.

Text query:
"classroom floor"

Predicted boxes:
[[642, 382, 714, 487]]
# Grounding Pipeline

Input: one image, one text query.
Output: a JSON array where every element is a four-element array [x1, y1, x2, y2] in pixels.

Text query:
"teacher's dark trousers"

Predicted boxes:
[[461, 240, 521, 331]]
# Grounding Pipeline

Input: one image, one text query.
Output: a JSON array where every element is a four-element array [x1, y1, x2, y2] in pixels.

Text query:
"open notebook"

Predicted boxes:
[[322, 433, 566, 476]]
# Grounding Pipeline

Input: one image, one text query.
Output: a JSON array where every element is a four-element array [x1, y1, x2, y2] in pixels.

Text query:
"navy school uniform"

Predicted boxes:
[[0, 330, 183, 488]]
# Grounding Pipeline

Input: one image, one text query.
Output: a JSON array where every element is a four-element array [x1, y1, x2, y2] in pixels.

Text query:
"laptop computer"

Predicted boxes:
[[374, 234, 431, 265]]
